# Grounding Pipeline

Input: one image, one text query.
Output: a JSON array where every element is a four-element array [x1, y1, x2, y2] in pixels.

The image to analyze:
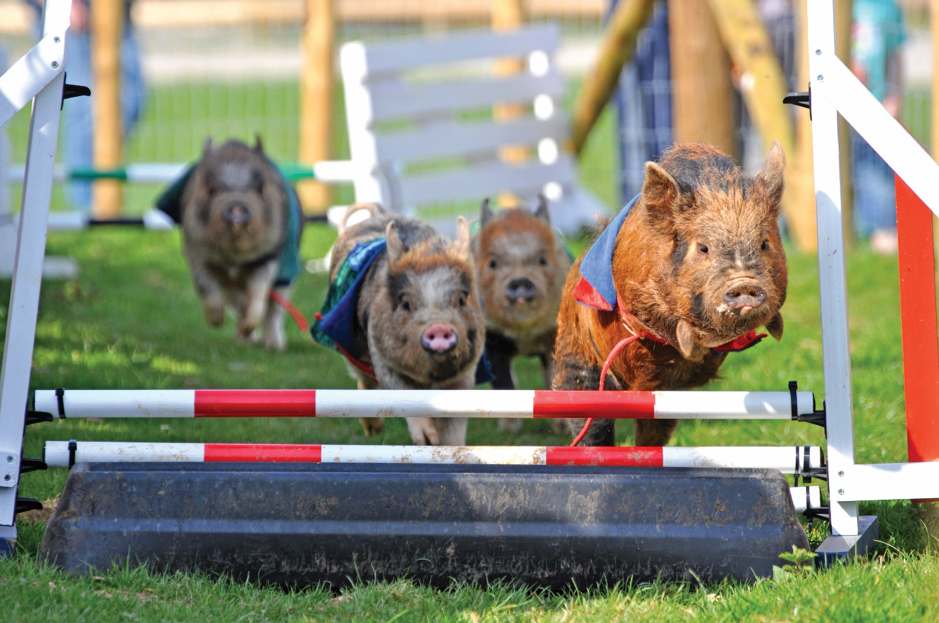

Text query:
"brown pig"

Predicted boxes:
[[311, 203, 486, 445], [554, 141, 788, 447], [472, 196, 572, 432], [157, 137, 303, 351]]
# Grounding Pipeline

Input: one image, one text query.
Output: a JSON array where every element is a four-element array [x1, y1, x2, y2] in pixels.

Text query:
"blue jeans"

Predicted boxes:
[[852, 132, 897, 237], [62, 29, 146, 213]]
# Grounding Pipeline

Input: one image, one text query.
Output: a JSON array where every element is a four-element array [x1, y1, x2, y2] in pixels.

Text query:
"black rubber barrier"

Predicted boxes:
[[40, 462, 809, 589]]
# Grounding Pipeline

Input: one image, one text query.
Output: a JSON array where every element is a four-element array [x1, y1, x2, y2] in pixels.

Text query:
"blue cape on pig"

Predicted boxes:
[[311, 238, 493, 385]]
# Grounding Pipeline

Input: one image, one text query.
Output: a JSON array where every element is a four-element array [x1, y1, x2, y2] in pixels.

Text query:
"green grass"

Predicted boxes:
[[3, 78, 938, 620]]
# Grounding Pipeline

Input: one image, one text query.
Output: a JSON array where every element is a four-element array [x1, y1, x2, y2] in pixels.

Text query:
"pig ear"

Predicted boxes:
[[480, 198, 494, 227], [676, 319, 709, 362], [454, 216, 472, 259], [765, 312, 784, 341], [534, 194, 551, 224], [642, 162, 682, 234], [202, 136, 214, 157], [253, 134, 265, 155], [751, 140, 786, 211], [385, 221, 406, 264]]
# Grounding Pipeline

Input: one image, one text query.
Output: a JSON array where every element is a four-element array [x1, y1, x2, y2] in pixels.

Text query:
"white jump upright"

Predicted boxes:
[[806, 0, 939, 555], [0, 0, 72, 548]]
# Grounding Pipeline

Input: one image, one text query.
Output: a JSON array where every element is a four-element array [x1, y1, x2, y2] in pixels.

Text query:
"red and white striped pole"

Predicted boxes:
[[44, 441, 823, 514], [35, 388, 816, 421], [44, 440, 822, 473]]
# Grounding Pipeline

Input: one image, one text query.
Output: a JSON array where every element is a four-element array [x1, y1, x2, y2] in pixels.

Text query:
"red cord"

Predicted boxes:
[[269, 290, 310, 333], [569, 334, 641, 447]]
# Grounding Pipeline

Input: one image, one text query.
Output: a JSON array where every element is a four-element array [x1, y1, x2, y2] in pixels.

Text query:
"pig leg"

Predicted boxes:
[[238, 262, 277, 341], [553, 355, 617, 446], [407, 417, 442, 446], [634, 419, 678, 447], [356, 376, 385, 438], [190, 261, 226, 328], [262, 284, 290, 351], [433, 417, 467, 446], [488, 347, 522, 433], [539, 352, 567, 434]]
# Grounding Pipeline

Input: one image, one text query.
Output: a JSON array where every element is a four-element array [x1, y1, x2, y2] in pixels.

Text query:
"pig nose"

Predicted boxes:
[[723, 282, 767, 313], [421, 324, 458, 353], [506, 277, 537, 302], [223, 203, 251, 225]]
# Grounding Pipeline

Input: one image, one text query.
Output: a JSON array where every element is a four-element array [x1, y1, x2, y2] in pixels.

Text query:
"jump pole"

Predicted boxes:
[[35, 388, 818, 421]]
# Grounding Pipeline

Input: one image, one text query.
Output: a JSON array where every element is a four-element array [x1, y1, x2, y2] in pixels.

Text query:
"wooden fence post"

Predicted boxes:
[[90, 0, 124, 218], [571, 0, 654, 156], [298, 0, 334, 214], [668, 0, 734, 155]]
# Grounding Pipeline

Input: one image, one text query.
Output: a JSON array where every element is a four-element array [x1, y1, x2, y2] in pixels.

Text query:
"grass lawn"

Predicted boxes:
[[2, 79, 938, 621]]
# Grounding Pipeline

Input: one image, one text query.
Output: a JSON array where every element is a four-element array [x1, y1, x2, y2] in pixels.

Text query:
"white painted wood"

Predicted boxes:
[[348, 24, 559, 77], [399, 156, 576, 206], [0, 0, 71, 531], [654, 391, 815, 418], [339, 24, 606, 234], [321, 445, 548, 465], [374, 115, 570, 164], [661, 446, 821, 473], [35, 389, 197, 419], [44, 442, 205, 467], [367, 70, 564, 124], [833, 462, 939, 502], [815, 57, 939, 217], [807, 0, 859, 537], [0, 33, 65, 127]]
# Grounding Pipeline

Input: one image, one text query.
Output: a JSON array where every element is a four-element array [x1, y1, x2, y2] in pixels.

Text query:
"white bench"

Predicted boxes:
[[338, 23, 607, 235]]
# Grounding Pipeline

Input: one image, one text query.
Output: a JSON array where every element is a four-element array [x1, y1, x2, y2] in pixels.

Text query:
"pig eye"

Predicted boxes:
[[761, 239, 769, 251], [458, 293, 467, 307], [488, 259, 497, 270], [539, 256, 549, 267], [397, 295, 412, 313], [698, 243, 709, 255]]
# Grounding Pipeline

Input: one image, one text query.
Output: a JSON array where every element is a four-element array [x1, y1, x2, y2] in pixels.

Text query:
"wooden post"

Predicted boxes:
[[836, 0, 854, 248], [90, 0, 124, 218], [492, 0, 528, 206], [668, 0, 734, 155], [571, 0, 655, 155], [785, 0, 819, 251], [298, 0, 334, 215]]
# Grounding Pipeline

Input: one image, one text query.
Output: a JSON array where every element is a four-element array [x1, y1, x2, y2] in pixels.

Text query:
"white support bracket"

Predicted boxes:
[[0, 0, 72, 540]]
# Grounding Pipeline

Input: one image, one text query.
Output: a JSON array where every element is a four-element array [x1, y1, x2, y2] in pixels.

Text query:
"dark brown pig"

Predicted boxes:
[[311, 203, 485, 445], [472, 197, 572, 432], [160, 137, 302, 351], [554, 141, 788, 447]]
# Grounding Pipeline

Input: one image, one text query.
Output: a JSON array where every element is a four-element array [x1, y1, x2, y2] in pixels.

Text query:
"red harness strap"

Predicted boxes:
[[569, 300, 767, 447]]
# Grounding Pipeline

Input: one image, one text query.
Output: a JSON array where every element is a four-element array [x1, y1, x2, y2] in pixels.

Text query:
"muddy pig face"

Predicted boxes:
[[195, 138, 280, 254], [641, 141, 788, 357], [380, 217, 485, 384], [473, 197, 570, 333]]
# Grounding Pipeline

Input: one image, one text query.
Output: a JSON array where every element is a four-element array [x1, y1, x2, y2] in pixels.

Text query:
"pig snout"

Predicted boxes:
[[421, 323, 459, 353], [723, 281, 767, 315], [506, 276, 537, 302], [223, 203, 251, 226]]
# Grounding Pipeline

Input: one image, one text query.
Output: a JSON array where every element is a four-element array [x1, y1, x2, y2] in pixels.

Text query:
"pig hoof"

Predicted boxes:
[[407, 418, 441, 446], [264, 330, 287, 351], [359, 417, 384, 437], [550, 418, 567, 435], [497, 417, 523, 433], [204, 308, 225, 327]]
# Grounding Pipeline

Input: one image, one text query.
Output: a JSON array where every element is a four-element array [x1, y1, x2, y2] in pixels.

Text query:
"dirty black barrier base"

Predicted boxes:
[[40, 462, 809, 589]]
